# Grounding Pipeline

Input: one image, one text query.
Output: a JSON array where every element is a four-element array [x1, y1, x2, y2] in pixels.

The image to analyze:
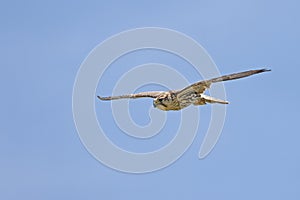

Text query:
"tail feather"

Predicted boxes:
[[201, 94, 229, 104]]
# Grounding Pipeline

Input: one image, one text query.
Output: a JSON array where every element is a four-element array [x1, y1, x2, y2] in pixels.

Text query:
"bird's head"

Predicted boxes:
[[153, 95, 168, 111], [153, 92, 178, 111]]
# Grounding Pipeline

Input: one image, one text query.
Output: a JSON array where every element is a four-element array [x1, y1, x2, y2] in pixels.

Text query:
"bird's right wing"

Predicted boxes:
[[97, 91, 163, 101]]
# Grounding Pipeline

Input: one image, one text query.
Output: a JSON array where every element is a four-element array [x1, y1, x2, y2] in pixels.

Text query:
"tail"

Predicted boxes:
[[194, 94, 229, 105], [201, 94, 229, 104], [210, 68, 271, 83]]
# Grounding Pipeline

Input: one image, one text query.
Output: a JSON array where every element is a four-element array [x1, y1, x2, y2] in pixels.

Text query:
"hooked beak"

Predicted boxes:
[[153, 101, 156, 108]]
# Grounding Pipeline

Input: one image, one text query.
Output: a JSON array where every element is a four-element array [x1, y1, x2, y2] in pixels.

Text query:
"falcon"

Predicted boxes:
[[97, 69, 270, 111]]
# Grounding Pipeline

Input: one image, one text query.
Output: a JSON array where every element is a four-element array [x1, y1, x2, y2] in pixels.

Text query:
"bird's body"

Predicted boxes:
[[152, 91, 229, 111], [98, 69, 270, 111]]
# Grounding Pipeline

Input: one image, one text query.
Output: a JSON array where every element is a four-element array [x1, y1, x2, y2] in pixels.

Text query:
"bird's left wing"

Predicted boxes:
[[97, 91, 163, 101], [175, 68, 270, 98]]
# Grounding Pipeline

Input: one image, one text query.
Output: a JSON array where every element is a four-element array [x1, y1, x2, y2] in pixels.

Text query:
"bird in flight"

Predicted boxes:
[[97, 69, 270, 111]]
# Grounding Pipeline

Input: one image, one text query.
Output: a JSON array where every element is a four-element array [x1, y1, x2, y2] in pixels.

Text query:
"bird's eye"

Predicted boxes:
[[158, 98, 163, 102]]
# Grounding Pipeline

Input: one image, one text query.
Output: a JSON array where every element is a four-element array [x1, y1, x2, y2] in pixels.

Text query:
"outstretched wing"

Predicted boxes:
[[97, 91, 163, 101], [176, 69, 270, 97]]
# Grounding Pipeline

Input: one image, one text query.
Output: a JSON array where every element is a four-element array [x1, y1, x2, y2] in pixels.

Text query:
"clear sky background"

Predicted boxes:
[[1, 0, 300, 199]]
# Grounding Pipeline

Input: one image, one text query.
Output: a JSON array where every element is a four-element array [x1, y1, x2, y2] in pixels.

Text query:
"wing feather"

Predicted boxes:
[[176, 68, 270, 97], [97, 91, 162, 101]]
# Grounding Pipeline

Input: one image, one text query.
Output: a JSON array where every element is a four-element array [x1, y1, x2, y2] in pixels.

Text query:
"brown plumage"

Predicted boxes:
[[97, 69, 270, 111]]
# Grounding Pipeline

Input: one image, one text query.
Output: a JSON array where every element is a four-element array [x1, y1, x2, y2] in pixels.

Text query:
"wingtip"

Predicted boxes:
[[97, 96, 107, 100], [221, 101, 230, 104], [261, 68, 271, 72], [251, 68, 271, 74], [253, 68, 271, 73]]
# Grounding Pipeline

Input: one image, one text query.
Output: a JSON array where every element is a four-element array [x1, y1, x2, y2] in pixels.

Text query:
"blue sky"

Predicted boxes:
[[1, 0, 300, 199]]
